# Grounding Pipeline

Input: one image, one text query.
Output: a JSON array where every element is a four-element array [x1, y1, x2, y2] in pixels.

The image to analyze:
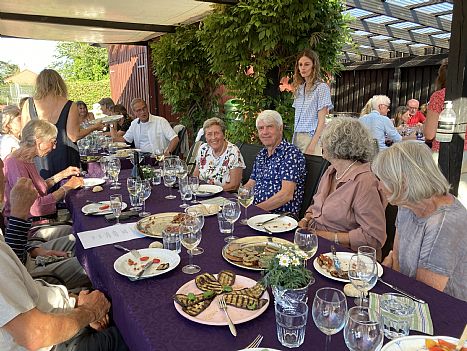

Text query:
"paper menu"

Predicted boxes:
[[77, 223, 145, 249]]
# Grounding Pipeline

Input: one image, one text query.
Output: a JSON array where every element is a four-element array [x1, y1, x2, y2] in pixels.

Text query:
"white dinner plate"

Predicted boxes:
[[113, 248, 180, 279], [83, 178, 106, 187], [174, 274, 269, 326], [195, 184, 223, 197], [313, 252, 384, 283], [185, 204, 221, 216], [381, 335, 465, 351], [109, 141, 128, 148], [81, 201, 128, 215], [247, 214, 298, 234], [90, 114, 123, 124]]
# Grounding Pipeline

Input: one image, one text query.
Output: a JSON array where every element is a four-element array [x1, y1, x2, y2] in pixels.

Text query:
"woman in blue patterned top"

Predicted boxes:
[[291, 49, 333, 155]]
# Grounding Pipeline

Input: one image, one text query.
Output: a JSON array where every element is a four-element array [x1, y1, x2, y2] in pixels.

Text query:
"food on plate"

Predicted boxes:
[[99, 204, 110, 210], [149, 241, 163, 249], [424, 339, 466, 351], [171, 213, 189, 224], [137, 213, 186, 237], [92, 185, 103, 193], [173, 270, 268, 316], [317, 254, 349, 280], [224, 242, 280, 269], [126, 256, 169, 273], [343, 283, 360, 297]]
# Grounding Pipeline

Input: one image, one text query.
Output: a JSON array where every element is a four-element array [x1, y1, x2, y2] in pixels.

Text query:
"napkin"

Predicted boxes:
[[369, 292, 434, 335]]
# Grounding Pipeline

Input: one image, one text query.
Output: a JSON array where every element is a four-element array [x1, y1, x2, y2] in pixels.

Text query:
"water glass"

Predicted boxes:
[[179, 176, 193, 208], [189, 176, 199, 203], [344, 306, 384, 351], [379, 293, 415, 340], [357, 246, 377, 260], [275, 301, 308, 348], [127, 177, 142, 210], [139, 179, 152, 217], [348, 254, 378, 306], [110, 194, 123, 225], [294, 228, 318, 261], [162, 228, 181, 253], [222, 201, 241, 242], [99, 156, 109, 180], [217, 212, 233, 241], [152, 168, 162, 185]]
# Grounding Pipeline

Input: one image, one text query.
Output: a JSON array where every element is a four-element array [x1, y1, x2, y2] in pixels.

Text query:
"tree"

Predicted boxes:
[[52, 42, 109, 81], [0, 61, 20, 83]]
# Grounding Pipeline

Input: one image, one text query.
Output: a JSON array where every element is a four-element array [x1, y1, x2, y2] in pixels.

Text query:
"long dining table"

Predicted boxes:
[[66, 169, 467, 351]]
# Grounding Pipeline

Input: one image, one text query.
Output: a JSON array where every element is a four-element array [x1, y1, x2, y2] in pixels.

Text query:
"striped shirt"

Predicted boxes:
[[292, 82, 333, 136], [4, 217, 33, 263]]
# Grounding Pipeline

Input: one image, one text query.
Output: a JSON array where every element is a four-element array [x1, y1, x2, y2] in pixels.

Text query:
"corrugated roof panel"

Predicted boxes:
[[344, 8, 373, 17], [353, 30, 371, 36], [391, 39, 412, 44], [385, 0, 429, 6], [439, 14, 453, 21], [431, 33, 451, 39], [411, 27, 442, 34], [389, 21, 420, 29], [365, 15, 398, 24], [415, 2, 453, 14], [371, 35, 393, 40], [410, 43, 428, 47]]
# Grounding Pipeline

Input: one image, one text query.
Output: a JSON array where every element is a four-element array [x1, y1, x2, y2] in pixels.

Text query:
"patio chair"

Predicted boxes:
[[185, 140, 203, 176], [236, 143, 264, 185]]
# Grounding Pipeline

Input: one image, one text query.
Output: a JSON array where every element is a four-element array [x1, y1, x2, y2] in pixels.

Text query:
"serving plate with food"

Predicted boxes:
[[90, 114, 123, 125], [222, 236, 294, 271], [173, 270, 269, 326], [185, 204, 221, 216], [381, 335, 466, 351], [136, 212, 188, 238], [313, 252, 384, 283], [115, 148, 140, 158], [81, 201, 128, 216], [247, 214, 298, 234], [195, 184, 223, 197]]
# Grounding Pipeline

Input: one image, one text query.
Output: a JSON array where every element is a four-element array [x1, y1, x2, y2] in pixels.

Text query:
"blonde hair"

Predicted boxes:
[[20, 120, 58, 147], [292, 49, 322, 95], [34, 69, 68, 99], [360, 98, 373, 116], [203, 117, 226, 134], [371, 141, 450, 204], [321, 117, 375, 162], [1, 105, 21, 134]]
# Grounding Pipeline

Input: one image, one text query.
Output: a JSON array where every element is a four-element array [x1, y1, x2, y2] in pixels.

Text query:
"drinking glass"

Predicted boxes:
[[108, 157, 121, 189], [379, 293, 415, 339], [344, 306, 384, 351], [179, 176, 192, 208], [222, 201, 241, 242], [152, 168, 162, 185], [176, 159, 188, 180], [312, 287, 348, 351], [153, 148, 165, 165], [110, 194, 123, 225], [179, 220, 202, 274], [185, 208, 205, 255], [127, 177, 142, 210], [348, 254, 378, 306], [139, 179, 152, 217], [238, 184, 254, 225], [99, 156, 109, 180], [163, 158, 178, 199], [189, 176, 200, 203], [217, 212, 233, 242], [294, 228, 319, 261], [358, 246, 377, 260], [275, 300, 309, 348]]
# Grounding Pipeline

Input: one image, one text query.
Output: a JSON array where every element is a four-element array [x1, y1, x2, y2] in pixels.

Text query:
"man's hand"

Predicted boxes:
[[10, 178, 38, 220], [77, 290, 111, 324], [63, 176, 84, 190], [29, 247, 68, 259]]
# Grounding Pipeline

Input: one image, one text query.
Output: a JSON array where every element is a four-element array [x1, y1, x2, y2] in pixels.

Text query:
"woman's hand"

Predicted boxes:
[[298, 218, 309, 228], [63, 176, 84, 190], [382, 250, 394, 268], [29, 247, 68, 259], [61, 166, 81, 178]]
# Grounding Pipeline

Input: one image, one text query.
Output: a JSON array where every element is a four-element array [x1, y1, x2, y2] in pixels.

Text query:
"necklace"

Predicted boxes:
[[335, 160, 358, 181]]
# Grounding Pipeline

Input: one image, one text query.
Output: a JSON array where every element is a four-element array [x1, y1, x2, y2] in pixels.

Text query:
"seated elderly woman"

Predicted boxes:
[[372, 142, 466, 301], [1, 105, 22, 160], [299, 117, 387, 258], [193, 117, 245, 191]]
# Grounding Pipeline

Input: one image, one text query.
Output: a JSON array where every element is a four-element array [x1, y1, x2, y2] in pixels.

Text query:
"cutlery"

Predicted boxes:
[[245, 334, 263, 349], [218, 296, 237, 336], [330, 245, 343, 276], [456, 325, 467, 351], [378, 278, 426, 304], [85, 200, 107, 205], [114, 244, 141, 259], [197, 190, 214, 195], [256, 212, 290, 227], [129, 260, 154, 281]]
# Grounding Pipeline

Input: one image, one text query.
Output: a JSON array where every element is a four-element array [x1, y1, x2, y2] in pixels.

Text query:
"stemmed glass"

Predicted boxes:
[[152, 148, 164, 166], [163, 158, 178, 199], [179, 176, 193, 208], [108, 157, 121, 190], [238, 184, 254, 225], [176, 159, 188, 180], [99, 156, 109, 180], [348, 254, 378, 307], [312, 287, 348, 351], [139, 179, 152, 217], [189, 176, 200, 203], [222, 201, 241, 242], [185, 208, 205, 255], [110, 194, 123, 225], [294, 228, 319, 261], [179, 217, 202, 274], [358, 246, 377, 260], [344, 306, 384, 351], [127, 177, 142, 210]]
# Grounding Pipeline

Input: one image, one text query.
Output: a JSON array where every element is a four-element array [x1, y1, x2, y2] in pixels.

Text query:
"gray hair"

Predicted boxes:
[[371, 95, 390, 110], [321, 117, 375, 162], [203, 117, 226, 134], [98, 97, 115, 109], [371, 141, 450, 204], [256, 110, 283, 128], [130, 98, 146, 111], [20, 120, 58, 147], [1, 105, 21, 134]]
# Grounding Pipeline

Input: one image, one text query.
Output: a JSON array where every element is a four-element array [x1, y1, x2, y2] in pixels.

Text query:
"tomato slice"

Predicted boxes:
[[99, 204, 110, 210], [438, 339, 457, 350], [140, 256, 150, 261], [153, 258, 161, 264]]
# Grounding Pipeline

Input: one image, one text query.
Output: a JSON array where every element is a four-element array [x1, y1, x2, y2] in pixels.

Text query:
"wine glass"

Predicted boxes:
[[179, 176, 193, 208], [163, 158, 178, 199], [127, 177, 142, 210], [153, 148, 165, 165], [294, 228, 319, 261], [189, 176, 199, 203], [176, 159, 188, 180], [358, 246, 377, 261], [312, 287, 348, 351], [238, 184, 254, 225], [179, 219, 202, 274], [108, 157, 121, 189], [348, 254, 378, 307], [99, 156, 109, 180], [110, 194, 123, 225], [185, 208, 205, 255], [344, 306, 384, 351], [139, 179, 152, 217], [222, 201, 241, 242]]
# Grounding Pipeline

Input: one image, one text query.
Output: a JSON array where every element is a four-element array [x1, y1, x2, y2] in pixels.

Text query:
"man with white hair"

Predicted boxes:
[[359, 95, 402, 150], [243, 110, 306, 216], [406, 98, 426, 126]]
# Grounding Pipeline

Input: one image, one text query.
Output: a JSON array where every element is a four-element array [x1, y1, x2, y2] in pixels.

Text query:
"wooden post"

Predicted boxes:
[[438, 0, 467, 196]]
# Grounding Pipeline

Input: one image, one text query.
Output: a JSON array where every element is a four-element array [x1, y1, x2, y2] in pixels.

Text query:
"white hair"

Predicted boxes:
[[371, 95, 390, 110], [256, 110, 283, 128]]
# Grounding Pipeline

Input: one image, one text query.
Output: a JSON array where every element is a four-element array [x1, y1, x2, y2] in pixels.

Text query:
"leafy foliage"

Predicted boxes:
[[150, 25, 221, 135], [53, 42, 109, 81], [0, 61, 20, 83], [66, 80, 111, 107]]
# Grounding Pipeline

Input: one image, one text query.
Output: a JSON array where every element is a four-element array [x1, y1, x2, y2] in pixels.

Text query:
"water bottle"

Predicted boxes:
[[131, 151, 144, 179], [436, 101, 456, 142]]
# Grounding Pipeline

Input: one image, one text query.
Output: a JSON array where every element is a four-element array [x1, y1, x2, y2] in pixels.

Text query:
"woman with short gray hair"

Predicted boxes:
[[300, 117, 386, 258], [1, 105, 22, 160], [372, 141, 466, 301], [193, 117, 245, 191]]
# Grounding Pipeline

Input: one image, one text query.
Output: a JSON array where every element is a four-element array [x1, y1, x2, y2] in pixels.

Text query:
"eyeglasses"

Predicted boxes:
[[49, 138, 57, 146]]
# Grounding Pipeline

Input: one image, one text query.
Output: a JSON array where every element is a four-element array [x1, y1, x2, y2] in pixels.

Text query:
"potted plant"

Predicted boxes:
[[261, 247, 314, 303]]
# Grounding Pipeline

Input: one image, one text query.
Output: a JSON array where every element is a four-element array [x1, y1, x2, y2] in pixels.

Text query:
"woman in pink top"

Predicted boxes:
[[299, 117, 387, 259], [3, 120, 83, 220]]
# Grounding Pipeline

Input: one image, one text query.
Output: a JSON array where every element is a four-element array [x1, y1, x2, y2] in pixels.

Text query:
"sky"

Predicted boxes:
[[0, 38, 58, 74]]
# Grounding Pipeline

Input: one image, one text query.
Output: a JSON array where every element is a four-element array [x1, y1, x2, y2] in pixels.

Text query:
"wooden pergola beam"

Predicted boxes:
[[343, 44, 392, 59]]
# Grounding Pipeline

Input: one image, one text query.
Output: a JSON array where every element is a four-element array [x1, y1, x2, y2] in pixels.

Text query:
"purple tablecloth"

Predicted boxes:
[[67, 170, 467, 351], [84, 154, 157, 178]]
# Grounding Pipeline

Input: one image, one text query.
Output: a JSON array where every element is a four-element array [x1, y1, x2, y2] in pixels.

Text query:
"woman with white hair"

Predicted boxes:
[[300, 117, 387, 258], [372, 141, 466, 301], [1, 105, 22, 160], [359, 95, 402, 150]]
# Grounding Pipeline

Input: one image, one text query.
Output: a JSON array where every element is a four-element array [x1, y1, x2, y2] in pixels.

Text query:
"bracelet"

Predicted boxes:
[[334, 233, 340, 245], [61, 186, 68, 195]]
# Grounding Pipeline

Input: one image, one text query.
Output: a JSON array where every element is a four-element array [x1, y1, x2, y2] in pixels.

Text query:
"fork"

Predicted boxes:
[[114, 244, 141, 259], [218, 296, 237, 336], [245, 334, 263, 349]]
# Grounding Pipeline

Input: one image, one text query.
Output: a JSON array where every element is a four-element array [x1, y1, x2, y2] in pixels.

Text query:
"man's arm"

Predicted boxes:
[[166, 136, 179, 155], [256, 180, 296, 212]]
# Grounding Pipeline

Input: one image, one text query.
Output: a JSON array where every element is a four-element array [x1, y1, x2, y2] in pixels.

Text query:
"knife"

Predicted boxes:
[[330, 245, 343, 276], [256, 212, 290, 227], [133, 260, 154, 281], [378, 278, 426, 304]]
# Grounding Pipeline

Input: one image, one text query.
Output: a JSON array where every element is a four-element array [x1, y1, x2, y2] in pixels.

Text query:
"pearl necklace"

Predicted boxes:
[[335, 160, 358, 181]]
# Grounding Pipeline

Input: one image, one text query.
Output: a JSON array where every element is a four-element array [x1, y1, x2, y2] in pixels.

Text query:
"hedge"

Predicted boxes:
[[66, 80, 111, 107]]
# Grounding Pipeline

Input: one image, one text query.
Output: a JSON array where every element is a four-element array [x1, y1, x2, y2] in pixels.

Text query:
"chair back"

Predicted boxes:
[[236, 143, 264, 184], [172, 126, 187, 157], [382, 203, 398, 259], [186, 140, 203, 176], [298, 155, 330, 218]]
